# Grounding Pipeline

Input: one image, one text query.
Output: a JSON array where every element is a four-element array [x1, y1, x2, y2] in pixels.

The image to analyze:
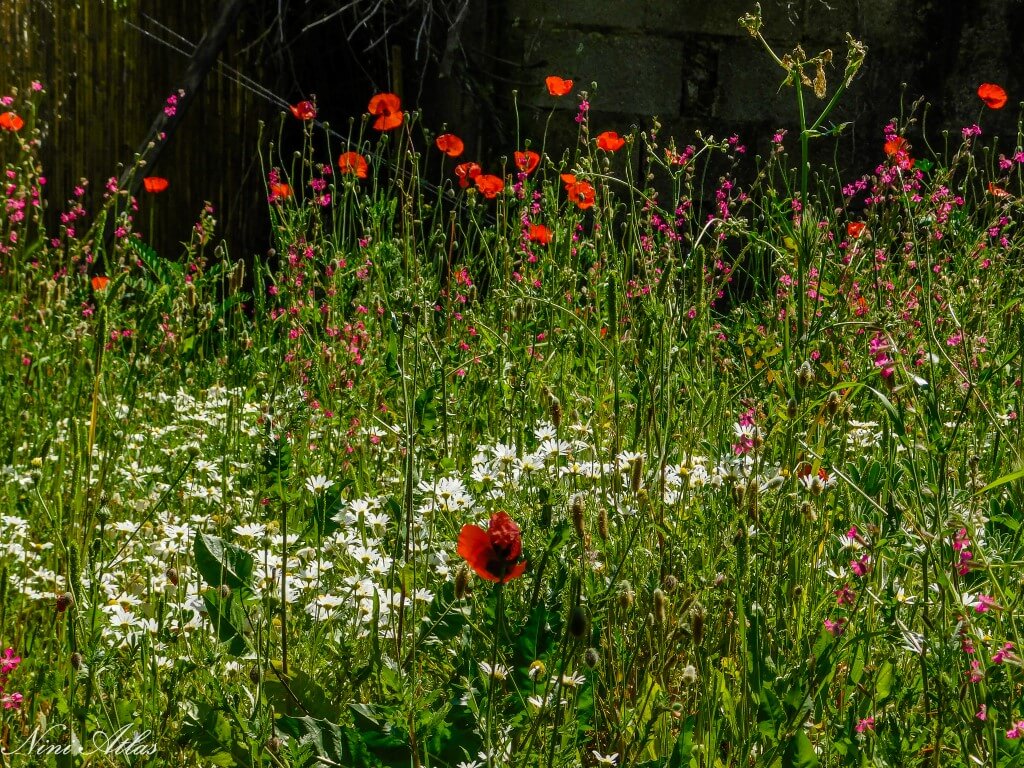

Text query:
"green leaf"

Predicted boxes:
[[194, 532, 254, 593], [415, 385, 439, 435], [263, 662, 341, 721], [875, 661, 893, 703], [976, 466, 1024, 496], [180, 704, 238, 766], [275, 716, 373, 768], [668, 715, 695, 767], [783, 730, 819, 768], [202, 588, 250, 656]]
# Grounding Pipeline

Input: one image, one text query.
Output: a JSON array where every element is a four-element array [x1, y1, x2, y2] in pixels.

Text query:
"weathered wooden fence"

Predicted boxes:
[[1, 0, 274, 255]]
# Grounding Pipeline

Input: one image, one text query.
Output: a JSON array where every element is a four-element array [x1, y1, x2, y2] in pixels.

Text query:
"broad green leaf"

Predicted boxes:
[[194, 532, 254, 593]]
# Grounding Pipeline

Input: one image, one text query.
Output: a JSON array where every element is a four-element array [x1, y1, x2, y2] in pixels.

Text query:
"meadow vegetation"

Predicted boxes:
[[1, 13, 1024, 768]]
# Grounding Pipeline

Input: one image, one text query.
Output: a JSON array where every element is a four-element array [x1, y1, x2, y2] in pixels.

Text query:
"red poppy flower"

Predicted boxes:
[[528, 223, 552, 245], [0, 112, 24, 132], [560, 173, 577, 185], [565, 179, 595, 210], [977, 83, 1008, 110], [91, 276, 110, 291], [338, 151, 369, 179], [596, 131, 625, 152], [289, 101, 317, 120], [270, 182, 292, 200], [454, 162, 482, 188], [457, 511, 527, 583], [142, 176, 169, 194], [435, 133, 464, 157], [545, 76, 573, 97], [368, 92, 404, 131], [514, 150, 540, 174], [846, 221, 866, 238], [474, 174, 505, 199]]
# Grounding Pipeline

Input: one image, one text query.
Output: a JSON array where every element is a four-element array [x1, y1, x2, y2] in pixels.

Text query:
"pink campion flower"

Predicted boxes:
[[835, 583, 856, 606], [855, 717, 875, 733], [824, 617, 847, 637], [993, 643, 1016, 664], [850, 554, 871, 578], [1007, 721, 1024, 739], [977, 704, 987, 721], [974, 594, 998, 613], [1, 693, 22, 710], [0, 648, 20, 675]]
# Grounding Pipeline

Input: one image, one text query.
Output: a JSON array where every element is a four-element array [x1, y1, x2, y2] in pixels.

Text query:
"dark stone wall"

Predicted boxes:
[[492, 0, 1023, 174]]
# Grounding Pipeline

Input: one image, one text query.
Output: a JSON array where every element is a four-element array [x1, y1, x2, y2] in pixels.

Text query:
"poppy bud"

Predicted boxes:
[[787, 398, 798, 419], [166, 567, 179, 587], [584, 647, 600, 669], [70, 652, 83, 670], [796, 360, 815, 390], [653, 588, 667, 625], [219, 585, 232, 600], [617, 580, 634, 610], [630, 456, 644, 494], [800, 500, 817, 521], [662, 575, 678, 593], [454, 565, 471, 600], [551, 396, 562, 429], [825, 390, 841, 415], [266, 737, 282, 755], [568, 605, 591, 640], [571, 496, 586, 540], [56, 592, 74, 613], [690, 602, 705, 646]]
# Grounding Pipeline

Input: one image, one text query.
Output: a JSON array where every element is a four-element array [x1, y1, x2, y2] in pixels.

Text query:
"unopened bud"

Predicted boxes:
[[662, 575, 678, 592], [165, 567, 179, 586], [617, 580, 634, 610], [572, 496, 586, 540], [653, 588, 667, 625], [584, 647, 600, 669], [56, 592, 74, 613], [825, 390, 841, 415], [690, 602, 705, 646], [630, 456, 644, 494], [70, 652, 83, 670], [568, 605, 591, 640], [218, 584, 232, 600], [266, 737, 282, 754], [454, 566, 471, 600]]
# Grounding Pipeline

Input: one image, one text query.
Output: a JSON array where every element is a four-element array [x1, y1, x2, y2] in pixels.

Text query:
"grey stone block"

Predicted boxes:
[[517, 30, 684, 116]]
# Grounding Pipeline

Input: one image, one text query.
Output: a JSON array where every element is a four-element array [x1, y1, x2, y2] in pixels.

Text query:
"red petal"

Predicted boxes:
[[499, 560, 528, 584], [457, 525, 500, 582]]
